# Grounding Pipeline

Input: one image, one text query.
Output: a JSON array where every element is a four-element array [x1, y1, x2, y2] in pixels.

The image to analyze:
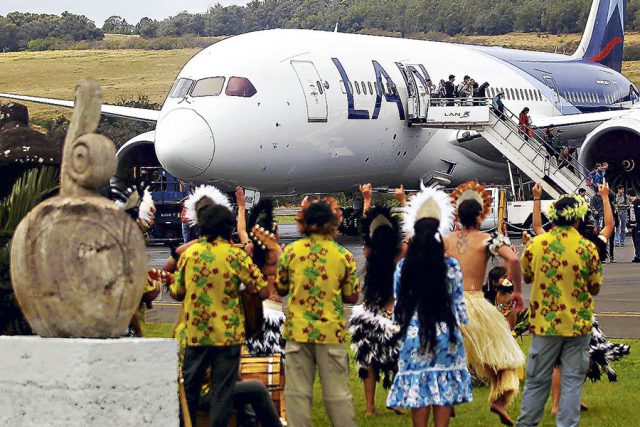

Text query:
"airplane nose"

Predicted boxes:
[[155, 109, 214, 179]]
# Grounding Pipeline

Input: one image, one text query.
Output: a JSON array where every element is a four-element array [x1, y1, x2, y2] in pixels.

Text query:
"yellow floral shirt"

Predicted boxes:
[[521, 226, 602, 337], [277, 234, 360, 344], [171, 237, 267, 346]]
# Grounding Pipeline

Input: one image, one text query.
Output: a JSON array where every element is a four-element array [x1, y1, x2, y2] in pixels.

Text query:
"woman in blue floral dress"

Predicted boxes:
[[387, 187, 473, 427]]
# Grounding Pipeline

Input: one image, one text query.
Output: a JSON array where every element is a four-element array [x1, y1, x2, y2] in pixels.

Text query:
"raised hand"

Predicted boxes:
[[598, 183, 609, 199], [235, 186, 246, 209], [359, 183, 373, 201], [394, 185, 407, 207], [532, 183, 542, 199]]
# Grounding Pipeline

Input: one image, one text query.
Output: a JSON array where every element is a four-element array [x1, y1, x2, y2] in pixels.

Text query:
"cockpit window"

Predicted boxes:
[[191, 77, 226, 97], [170, 78, 194, 98], [226, 77, 257, 98]]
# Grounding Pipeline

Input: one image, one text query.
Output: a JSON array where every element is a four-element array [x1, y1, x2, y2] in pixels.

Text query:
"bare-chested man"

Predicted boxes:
[[445, 186, 525, 427]]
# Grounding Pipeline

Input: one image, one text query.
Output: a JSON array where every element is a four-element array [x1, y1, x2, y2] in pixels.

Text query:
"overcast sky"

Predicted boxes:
[[0, 0, 249, 27]]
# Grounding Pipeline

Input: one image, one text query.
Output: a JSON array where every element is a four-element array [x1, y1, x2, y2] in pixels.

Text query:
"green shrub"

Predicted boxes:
[[27, 37, 63, 51]]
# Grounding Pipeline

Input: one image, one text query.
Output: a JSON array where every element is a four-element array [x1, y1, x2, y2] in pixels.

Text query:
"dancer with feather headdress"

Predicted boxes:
[[349, 185, 403, 416], [444, 181, 526, 426]]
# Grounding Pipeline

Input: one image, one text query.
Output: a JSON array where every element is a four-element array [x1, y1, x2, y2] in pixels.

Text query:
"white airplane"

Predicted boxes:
[[2, 0, 639, 194]]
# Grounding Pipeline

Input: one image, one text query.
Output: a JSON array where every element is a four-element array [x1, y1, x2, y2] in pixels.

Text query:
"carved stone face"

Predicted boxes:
[[10, 198, 147, 338], [9, 80, 146, 338]]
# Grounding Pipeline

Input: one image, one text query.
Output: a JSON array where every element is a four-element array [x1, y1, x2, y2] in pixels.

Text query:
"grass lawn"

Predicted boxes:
[[146, 322, 639, 426], [0, 49, 199, 120]]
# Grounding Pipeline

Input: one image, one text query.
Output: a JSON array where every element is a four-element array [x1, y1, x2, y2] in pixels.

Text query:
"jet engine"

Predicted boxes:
[[579, 114, 640, 191]]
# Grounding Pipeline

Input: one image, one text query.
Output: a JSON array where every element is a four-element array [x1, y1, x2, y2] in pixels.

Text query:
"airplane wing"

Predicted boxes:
[[0, 92, 160, 123], [533, 109, 630, 129]]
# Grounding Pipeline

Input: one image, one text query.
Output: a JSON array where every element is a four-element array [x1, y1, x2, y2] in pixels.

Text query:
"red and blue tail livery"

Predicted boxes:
[[575, 0, 626, 72]]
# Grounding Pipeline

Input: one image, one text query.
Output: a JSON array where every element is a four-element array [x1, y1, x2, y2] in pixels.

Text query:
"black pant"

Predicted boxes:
[[198, 380, 282, 427], [233, 381, 282, 427], [183, 345, 241, 427], [609, 231, 615, 259], [633, 226, 640, 259]]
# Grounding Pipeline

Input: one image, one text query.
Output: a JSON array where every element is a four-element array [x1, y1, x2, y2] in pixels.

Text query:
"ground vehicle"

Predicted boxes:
[[483, 187, 553, 234], [136, 167, 189, 244]]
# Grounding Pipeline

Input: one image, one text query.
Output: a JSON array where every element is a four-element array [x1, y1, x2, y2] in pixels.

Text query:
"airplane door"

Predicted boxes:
[[408, 66, 429, 119], [291, 60, 328, 122], [403, 65, 428, 120], [542, 75, 562, 115]]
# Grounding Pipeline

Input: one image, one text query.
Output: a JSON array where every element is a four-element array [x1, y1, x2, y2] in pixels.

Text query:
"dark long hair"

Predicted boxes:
[[361, 207, 401, 309], [197, 200, 235, 241], [247, 199, 276, 269], [579, 209, 607, 260], [394, 218, 458, 352]]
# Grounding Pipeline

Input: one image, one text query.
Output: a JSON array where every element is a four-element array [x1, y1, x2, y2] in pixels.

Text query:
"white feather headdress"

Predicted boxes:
[[402, 186, 454, 238], [185, 185, 232, 226], [138, 188, 155, 223]]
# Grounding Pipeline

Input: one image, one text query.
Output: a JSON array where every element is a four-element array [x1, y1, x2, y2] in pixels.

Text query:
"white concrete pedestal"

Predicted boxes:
[[0, 336, 178, 426]]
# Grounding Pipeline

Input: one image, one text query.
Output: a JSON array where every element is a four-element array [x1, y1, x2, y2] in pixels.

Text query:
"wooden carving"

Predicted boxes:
[[9, 80, 147, 337]]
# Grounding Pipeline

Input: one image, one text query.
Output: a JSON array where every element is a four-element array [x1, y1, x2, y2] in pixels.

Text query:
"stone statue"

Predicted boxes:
[[10, 80, 147, 338]]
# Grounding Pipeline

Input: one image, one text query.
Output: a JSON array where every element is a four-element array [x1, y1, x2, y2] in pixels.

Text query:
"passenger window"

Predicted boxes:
[[524, 89, 530, 101], [361, 81, 367, 95], [349, 81, 354, 94], [191, 77, 225, 97], [510, 88, 515, 100], [170, 78, 194, 98], [515, 89, 521, 100], [226, 77, 257, 97], [368, 81, 374, 95], [355, 81, 361, 95], [317, 81, 324, 95], [339, 80, 347, 94]]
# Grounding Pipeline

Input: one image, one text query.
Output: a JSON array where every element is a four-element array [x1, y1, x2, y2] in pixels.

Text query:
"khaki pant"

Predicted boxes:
[[284, 341, 357, 427]]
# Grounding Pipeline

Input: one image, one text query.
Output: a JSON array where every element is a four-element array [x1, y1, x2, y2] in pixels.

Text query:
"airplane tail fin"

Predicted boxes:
[[573, 0, 626, 72]]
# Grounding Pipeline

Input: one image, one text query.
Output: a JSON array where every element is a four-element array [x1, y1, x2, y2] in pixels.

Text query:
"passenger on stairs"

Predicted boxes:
[[475, 82, 490, 105], [492, 91, 506, 120], [438, 79, 447, 99], [445, 75, 457, 105], [518, 108, 534, 142]]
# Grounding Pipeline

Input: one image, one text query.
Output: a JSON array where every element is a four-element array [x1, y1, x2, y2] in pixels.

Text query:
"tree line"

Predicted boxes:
[[0, 12, 103, 52], [108, 0, 640, 38], [5, 0, 640, 52]]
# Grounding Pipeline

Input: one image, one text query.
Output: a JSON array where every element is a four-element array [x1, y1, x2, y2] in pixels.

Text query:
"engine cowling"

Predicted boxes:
[[579, 113, 640, 191], [111, 131, 158, 190]]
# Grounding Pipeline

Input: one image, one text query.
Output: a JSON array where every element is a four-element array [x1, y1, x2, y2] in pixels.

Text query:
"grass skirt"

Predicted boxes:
[[460, 292, 525, 404]]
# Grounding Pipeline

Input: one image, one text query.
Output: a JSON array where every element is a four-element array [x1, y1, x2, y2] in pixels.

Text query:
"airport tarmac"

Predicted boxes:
[[146, 224, 640, 339]]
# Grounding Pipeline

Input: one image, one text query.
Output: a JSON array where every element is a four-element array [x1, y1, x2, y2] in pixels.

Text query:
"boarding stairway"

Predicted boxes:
[[407, 98, 592, 199]]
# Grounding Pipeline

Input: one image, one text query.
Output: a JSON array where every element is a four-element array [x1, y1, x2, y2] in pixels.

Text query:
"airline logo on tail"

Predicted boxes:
[[580, 0, 626, 72]]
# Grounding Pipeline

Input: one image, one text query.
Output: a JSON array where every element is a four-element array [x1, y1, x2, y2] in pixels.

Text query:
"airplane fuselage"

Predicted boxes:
[[150, 29, 637, 193]]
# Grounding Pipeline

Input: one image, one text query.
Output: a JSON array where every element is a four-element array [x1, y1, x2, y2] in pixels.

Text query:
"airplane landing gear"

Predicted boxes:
[[339, 207, 363, 236]]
